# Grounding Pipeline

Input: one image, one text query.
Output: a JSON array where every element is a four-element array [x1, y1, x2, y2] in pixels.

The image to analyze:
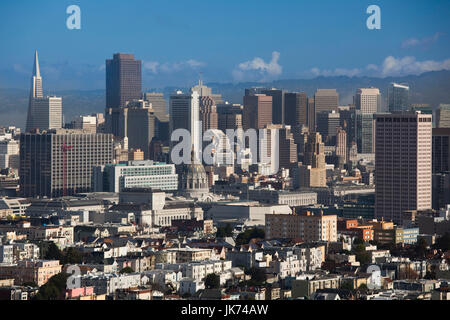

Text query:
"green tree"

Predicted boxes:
[[62, 247, 83, 264], [415, 238, 428, 258], [246, 267, 266, 285], [434, 233, 450, 251], [216, 224, 234, 238], [119, 267, 134, 274], [236, 228, 265, 246], [204, 273, 220, 289], [44, 242, 63, 261], [35, 273, 69, 300]]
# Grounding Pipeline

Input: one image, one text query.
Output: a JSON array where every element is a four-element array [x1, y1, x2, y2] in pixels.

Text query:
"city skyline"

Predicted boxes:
[[0, 0, 449, 90]]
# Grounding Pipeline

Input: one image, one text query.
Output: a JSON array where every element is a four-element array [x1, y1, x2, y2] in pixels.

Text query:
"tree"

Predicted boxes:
[[434, 233, 450, 251], [358, 284, 369, 293], [246, 267, 266, 285], [204, 273, 220, 289], [34, 273, 69, 300], [415, 238, 428, 258], [236, 228, 265, 246], [45, 242, 63, 261], [216, 224, 233, 238], [340, 281, 354, 291], [62, 247, 83, 264], [352, 243, 371, 265], [119, 267, 134, 274]]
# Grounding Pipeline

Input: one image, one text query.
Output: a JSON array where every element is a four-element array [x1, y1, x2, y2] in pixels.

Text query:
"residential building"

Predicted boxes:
[[265, 211, 337, 242]]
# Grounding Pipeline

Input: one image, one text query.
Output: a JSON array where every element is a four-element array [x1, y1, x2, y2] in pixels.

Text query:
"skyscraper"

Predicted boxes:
[[314, 89, 339, 119], [432, 128, 450, 174], [356, 111, 376, 154], [143, 92, 170, 142], [435, 104, 450, 128], [19, 129, 114, 198], [169, 90, 201, 158], [243, 94, 273, 130], [261, 89, 286, 125], [336, 127, 347, 164], [106, 53, 142, 109], [285, 92, 308, 128], [25, 51, 62, 132], [125, 100, 156, 159], [199, 96, 218, 132], [307, 98, 316, 132], [375, 112, 432, 224], [355, 88, 381, 114], [388, 83, 410, 112], [298, 132, 327, 188], [316, 110, 340, 144]]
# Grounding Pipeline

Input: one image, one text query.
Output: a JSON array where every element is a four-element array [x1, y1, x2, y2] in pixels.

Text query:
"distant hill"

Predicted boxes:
[[1, 70, 449, 129]]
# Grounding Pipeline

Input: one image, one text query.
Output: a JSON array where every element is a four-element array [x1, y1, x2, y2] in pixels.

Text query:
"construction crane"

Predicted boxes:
[[61, 144, 73, 197]]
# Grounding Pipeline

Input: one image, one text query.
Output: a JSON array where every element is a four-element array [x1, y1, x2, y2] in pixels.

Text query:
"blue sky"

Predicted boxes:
[[0, 0, 449, 90]]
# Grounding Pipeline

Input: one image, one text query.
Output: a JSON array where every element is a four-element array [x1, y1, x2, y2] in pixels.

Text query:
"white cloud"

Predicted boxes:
[[310, 67, 361, 77], [309, 56, 450, 78], [143, 59, 205, 74], [381, 55, 450, 76], [401, 32, 445, 48], [233, 51, 282, 81]]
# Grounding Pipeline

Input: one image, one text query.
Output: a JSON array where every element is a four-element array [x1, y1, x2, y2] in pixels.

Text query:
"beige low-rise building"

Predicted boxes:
[[0, 259, 62, 286]]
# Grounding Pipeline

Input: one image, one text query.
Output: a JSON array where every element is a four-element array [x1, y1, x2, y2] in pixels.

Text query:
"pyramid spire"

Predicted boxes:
[[33, 50, 41, 78]]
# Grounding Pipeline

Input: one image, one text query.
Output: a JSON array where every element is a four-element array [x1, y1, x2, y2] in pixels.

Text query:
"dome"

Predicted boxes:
[[178, 151, 210, 199]]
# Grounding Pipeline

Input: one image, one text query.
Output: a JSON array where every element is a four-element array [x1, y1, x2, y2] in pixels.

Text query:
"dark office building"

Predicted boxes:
[[432, 128, 450, 174], [19, 129, 114, 198], [316, 110, 340, 145], [285, 92, 308, 128], [243, 94, 273, 130], [106, 53, 142, 109], [308, 98, 315, 132]]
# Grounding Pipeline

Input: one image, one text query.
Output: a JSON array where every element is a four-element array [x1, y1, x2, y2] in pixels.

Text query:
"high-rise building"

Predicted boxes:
[[356, 111, 376, 154], [19, 129, 114, 198], [260, 89, 286, 125], [432, 128, 450, 174], [285, 92, 308, 128], [435, 104, 450, 128], [264, 125, 297, 170], [316, 110, 340, 144], [375, 112, 432, 224], [106, 53, 142, 109], [169, 90, 201, 158], [199, 96, 218, 132], [70, 115, 97, 134], [218, 107, 243, 132], [143, 92, 170, 142], [298, 132, 327, 188], [25, 51, 62, 132], [336, 127, 347, 164], [388, 83, 410, 112], [339, 106, 356, 144], [307, 98, 315, 132], [314, 89, 339, 120], [125, 100, 156, 159], [243, 94, 273, 130], [355, 88, 381, 114]]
